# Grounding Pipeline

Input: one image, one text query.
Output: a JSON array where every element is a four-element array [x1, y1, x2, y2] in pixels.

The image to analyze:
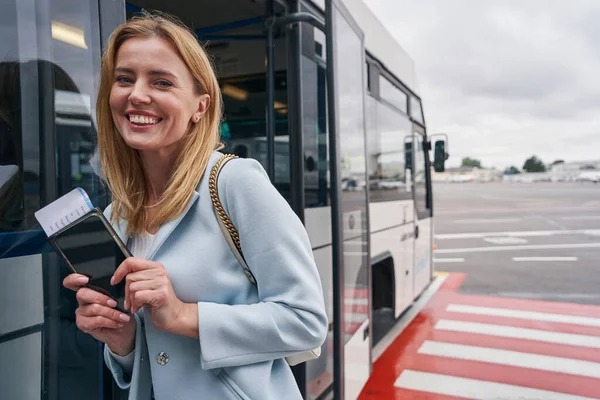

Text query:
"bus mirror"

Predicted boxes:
[[433, 140, 448, 172]]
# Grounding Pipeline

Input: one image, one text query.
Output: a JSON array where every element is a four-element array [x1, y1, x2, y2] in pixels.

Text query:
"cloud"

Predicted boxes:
[[366, 0, 600, 168]]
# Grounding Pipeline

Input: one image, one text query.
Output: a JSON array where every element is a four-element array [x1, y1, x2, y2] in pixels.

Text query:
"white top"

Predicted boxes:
[[129, 231, 157, 260]]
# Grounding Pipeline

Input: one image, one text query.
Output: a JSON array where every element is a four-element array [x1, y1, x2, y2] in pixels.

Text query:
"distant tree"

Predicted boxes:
[[504, 166, 521, 175], [551, 159, 565, 166], [523, 156, 546, 173], [461, 157, 482, 169]]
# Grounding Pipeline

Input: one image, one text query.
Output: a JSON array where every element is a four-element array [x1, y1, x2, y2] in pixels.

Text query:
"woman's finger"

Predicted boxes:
[[76, 287, 119, 308], [63, 273, 90, 291], [124, 269, 162, 307], [77, 302, 131, 324], [127, 277, 162, 294], [127, 280, 164, 313], [112, 257, 155, 286], [76, 315, 125, 333], [125, 268, 162, 283], [123, 264, 165, 311], [131, 289, 162, 314]]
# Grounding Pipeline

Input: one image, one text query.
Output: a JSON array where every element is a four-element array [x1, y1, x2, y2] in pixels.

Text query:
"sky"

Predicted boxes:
[[366, 0, 600, 170]]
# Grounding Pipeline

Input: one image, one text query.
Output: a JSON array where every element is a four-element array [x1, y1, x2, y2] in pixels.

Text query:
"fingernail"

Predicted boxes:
[[118, 323, 124, 328], [124, 300, 128, 309], [110, 277, 115, 285], [107, 299, 118, 307], [76, 276, 89, 284], [119, 313, 131, 322]]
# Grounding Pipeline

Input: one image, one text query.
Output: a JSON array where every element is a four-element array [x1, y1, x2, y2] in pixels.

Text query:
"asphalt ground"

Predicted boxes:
[[432, 182, 600, 305]]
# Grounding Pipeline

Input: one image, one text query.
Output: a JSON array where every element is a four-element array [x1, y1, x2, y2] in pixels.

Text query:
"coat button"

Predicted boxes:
[[156, 351, 169, 365]]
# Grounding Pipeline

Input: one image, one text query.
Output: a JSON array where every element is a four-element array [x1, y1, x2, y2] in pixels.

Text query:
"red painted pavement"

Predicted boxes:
[[358, 273, 600, 399]]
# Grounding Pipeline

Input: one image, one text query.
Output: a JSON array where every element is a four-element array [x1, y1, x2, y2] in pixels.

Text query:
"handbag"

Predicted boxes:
[[208, 154, 321, 366]]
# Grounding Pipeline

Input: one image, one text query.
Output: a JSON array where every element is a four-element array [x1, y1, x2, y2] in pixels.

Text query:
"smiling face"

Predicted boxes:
[[109, 36, 210, 158]]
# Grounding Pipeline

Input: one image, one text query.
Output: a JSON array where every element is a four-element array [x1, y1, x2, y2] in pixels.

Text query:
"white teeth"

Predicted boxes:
[[129, 114, 159, 125]]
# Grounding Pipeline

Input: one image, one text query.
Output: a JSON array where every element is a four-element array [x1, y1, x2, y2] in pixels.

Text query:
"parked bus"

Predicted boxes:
[[0, 0, 447, 399]]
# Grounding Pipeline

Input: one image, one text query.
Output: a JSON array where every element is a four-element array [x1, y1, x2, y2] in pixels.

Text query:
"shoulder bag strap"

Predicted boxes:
[[209, 154, 257, 285]]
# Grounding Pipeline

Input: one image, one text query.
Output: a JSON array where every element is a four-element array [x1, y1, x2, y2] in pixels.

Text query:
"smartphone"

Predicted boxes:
[[49, 208, 131, 313]]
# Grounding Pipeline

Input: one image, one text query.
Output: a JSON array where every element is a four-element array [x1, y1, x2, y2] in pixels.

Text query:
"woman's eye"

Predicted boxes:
[[116, 76, 133, 84], [156, 80, 172, 88]]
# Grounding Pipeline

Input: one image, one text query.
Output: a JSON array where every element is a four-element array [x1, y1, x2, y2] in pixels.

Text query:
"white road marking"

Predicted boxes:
[[435, 319, 600, 349], [418, 340, 600, 379], [433, 258, 465, 263], [560, 216, 600, 220], [435, 229, 600, 240], [436, 205, 600, 216], [446, 304, 600, 327], [394, 370, 596, 400], [453, 218, 521, 224], [513, 256, 578, 262], [434, 242, 600, 254], [498, 292, 600, 300], [484, 237, 528, 245], [345, 298, 369, 305]]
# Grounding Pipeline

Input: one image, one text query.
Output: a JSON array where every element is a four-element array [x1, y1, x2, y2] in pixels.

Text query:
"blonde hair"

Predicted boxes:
[[96, 12, 223, 235]]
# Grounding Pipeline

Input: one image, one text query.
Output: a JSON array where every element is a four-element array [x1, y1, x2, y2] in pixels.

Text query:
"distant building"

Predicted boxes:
[[549, 160, 600, 182], [501, 160, 600, 183], [431, 166, 502, 183]]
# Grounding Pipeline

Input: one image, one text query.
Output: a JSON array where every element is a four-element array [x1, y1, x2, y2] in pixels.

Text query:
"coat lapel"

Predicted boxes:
[[147, 152, 221, 259]]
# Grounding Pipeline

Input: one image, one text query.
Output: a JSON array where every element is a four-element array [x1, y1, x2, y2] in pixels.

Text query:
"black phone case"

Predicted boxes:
[[48, 208, 132, 314]]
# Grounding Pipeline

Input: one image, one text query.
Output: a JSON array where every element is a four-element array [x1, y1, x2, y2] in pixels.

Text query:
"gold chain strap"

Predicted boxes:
[[208, 154, 243, 255]]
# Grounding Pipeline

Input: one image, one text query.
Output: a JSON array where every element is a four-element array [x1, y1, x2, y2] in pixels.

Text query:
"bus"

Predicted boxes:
[[0, 0, 447, 399]]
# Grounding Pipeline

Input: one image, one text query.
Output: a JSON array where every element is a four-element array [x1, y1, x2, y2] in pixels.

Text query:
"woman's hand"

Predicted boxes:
[[63, 273, 136, 356], [111, 258, 189, 334]]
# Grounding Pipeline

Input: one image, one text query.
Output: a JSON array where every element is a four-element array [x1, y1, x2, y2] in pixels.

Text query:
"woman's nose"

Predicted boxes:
[[128, 82, 151, 104]]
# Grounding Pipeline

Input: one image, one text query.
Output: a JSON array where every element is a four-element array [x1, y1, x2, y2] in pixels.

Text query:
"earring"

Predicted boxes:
[[194, 115, 200, 123]]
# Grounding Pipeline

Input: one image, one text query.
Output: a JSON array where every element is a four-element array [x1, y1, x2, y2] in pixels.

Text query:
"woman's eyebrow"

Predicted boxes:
[[115, 67, 178, 80]]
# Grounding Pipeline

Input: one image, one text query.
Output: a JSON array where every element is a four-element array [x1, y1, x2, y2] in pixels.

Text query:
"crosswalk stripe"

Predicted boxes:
[[361, 273, 600, 400], [394, 370, 596, 400], [418, 340, 600, 379], [513, 256, 578, 262], [435, 319, 600, 349], [447, 304, 600, 327]]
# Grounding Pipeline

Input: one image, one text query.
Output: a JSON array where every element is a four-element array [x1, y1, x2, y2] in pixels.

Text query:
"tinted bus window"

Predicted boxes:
[[414, 134, 430, 217], [0, 1, 108, 399]]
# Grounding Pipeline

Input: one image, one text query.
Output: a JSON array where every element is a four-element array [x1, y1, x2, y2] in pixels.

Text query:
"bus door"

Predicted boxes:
[[330, 2, 370, 398], [299, 1, 370, 398], [412, 126, 433, 296]]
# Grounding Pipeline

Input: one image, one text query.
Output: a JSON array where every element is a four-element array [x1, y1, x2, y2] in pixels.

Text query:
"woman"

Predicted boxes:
[[63, 12, 328, 400]]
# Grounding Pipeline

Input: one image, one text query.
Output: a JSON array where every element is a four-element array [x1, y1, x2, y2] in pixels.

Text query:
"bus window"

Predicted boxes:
[[379, 75, 408, 114], [414, 134, 431, 218], [302, 59, 329, 209], [410, 96, 424, 124], [366, 96, 413, 202]]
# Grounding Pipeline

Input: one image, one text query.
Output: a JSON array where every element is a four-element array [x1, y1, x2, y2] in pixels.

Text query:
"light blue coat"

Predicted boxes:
[[103, 152, 328, 400]]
